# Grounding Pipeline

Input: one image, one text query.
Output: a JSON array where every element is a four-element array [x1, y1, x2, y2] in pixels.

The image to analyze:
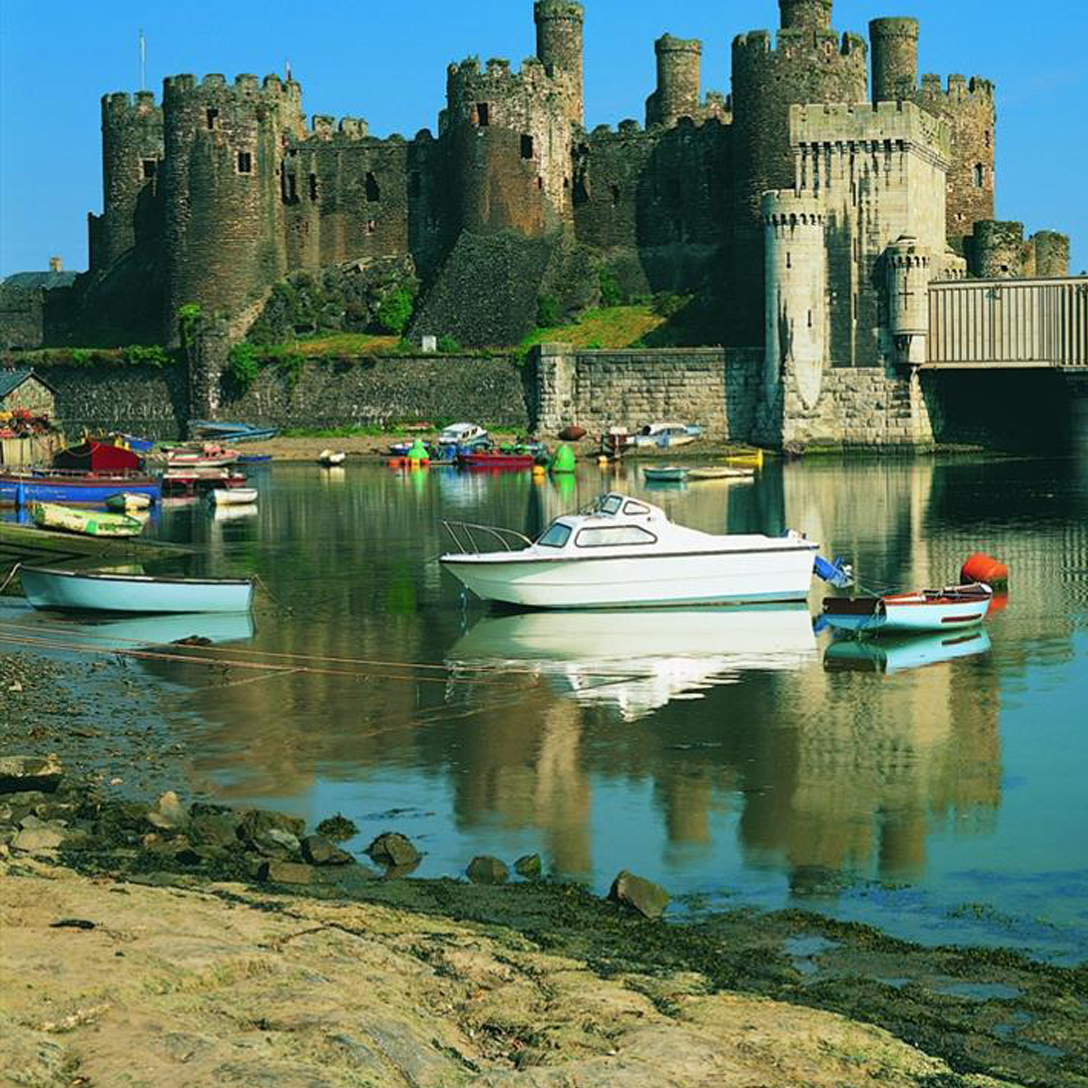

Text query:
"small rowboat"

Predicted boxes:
[[643, 466, 688, 483], [30, 502, 143, 538], [207, 488, 259, 506], [461, 451, 536, 470], [318, 449, 346, 466], [20, 566, 254, 614], [687, 466, 755, 481], [823, 583, 993, 636], [105, 492, 152, 513]]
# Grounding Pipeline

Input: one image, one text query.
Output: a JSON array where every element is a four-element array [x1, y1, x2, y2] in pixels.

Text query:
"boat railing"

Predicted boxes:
[[441, 519, 534, 554]]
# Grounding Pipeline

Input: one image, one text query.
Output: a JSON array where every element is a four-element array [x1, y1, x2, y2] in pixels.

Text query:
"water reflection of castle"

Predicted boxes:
[[143, 459, 1082, 885]]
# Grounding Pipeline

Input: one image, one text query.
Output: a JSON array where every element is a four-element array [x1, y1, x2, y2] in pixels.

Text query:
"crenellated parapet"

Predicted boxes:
[[885, 234, 931, 359]]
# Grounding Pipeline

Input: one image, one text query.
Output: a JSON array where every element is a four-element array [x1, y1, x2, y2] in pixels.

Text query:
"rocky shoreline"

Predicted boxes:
[[1, 734, 1086, 1087]]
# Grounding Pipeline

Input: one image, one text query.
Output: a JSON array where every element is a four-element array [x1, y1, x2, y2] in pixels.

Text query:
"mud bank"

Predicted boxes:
[[1, 761, 1085, 1088]]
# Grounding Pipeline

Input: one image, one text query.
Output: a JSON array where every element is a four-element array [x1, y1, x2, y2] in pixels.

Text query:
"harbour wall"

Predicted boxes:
[[12, 348, 1084, 451]]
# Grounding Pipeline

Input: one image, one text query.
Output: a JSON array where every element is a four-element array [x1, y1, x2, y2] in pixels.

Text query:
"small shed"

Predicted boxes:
[[0, 368, 56, 420]]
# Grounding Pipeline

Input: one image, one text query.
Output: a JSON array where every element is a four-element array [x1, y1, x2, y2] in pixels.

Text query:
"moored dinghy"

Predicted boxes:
[[105, 492, 152, 513], [31, 502, 143, 538], [318, 449, 346, 466], [20, 566, 254, 614], [823, 583, 993, 636], [643, 465, 688, 483], [207, 487, 259, 506]]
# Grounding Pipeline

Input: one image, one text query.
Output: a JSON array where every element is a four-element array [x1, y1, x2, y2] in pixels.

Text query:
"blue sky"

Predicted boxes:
[[1, 0, 1084, 277]]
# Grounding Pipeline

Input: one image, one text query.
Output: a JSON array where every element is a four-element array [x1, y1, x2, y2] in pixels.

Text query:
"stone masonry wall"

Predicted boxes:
[[219, 355, 529, 431], [755, 362, 934, 448], [30, 362, 190, 441], [531, 344, 761, 438]]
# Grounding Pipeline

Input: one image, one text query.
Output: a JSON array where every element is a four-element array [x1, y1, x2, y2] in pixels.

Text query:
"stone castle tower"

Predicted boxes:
[[31, 0, 1072, 357]]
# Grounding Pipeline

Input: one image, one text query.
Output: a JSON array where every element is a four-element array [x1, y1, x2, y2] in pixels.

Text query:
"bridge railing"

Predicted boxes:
[[927, 277, 1088, 368]]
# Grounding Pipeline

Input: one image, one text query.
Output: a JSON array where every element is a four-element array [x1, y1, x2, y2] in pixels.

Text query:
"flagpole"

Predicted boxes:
[[139, 29, 146, 91]]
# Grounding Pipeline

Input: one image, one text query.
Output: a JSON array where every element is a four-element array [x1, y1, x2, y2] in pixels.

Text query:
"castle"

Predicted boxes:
[[0, 0, 1073, 403]]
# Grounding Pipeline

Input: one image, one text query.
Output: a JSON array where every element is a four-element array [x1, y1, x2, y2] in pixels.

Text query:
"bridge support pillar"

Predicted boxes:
[[1068, 375, 1088, 454]]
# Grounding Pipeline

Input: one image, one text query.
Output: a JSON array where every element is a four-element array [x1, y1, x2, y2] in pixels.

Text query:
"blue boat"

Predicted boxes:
[[20, 566, 254, 614], [189, 420, 278, 443], [0, 471, 162, 506]]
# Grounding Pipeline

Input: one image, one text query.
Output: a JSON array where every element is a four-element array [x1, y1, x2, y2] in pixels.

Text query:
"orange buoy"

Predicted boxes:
[[961, 553, 1008, 589]]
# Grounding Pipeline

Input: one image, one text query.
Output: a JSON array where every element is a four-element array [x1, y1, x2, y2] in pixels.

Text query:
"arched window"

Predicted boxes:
[[973, 163, 985, 189]]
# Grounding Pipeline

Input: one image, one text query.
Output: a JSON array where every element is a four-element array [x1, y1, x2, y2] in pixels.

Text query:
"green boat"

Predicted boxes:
[[643, 465, 688, 483], [31, 502, 144, 538]]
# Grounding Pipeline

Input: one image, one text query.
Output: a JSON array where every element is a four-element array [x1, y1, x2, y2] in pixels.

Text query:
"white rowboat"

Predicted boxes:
[[822, 583, 993, 635], [440, 493, 818, 609], [20, 567, 254, 614]]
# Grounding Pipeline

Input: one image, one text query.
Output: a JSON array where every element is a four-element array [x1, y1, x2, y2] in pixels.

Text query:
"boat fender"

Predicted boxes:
[[814, 554, 854, 588], [960, 553, 1008, 589]]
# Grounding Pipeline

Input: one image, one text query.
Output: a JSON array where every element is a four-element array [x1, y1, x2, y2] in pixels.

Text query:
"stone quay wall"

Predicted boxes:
[[531, 344, 762, 438], [28, 361, 190, 441], [219, 355, 530, 431]]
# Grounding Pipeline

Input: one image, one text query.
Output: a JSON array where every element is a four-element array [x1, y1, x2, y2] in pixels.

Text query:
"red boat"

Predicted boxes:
[[460, 452, 536, 470], [161, 469, 249, 497]]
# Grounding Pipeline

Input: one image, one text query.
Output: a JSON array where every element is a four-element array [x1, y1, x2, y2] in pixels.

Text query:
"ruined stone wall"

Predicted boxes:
[[915, 75, 995, 246], [964, 220, 1024, 278], [531, 343, 761, 438], [284, 126, 413, 272]]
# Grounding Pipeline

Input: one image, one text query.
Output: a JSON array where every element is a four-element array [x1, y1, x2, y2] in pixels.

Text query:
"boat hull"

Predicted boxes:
[[441, 545, 817, 609], [20, 567, 254, 614], [31, 502, 143, 538], [824, 588, 992, 635], [461, 453, 536, 469], [0, 475, 161, 505], [207, 488, 259, 505]]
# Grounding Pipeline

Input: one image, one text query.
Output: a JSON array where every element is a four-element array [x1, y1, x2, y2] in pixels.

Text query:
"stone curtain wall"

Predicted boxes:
[[33, 363, 190, 441], [531, 344, 761, 438], [220, 356, 530, 431]]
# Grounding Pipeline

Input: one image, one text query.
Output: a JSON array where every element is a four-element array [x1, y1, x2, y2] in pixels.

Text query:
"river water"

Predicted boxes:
[[8, 455, 1088, 962]]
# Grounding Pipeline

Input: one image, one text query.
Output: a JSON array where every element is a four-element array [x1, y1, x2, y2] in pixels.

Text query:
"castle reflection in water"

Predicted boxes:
[[132, 456, 1084, 895]]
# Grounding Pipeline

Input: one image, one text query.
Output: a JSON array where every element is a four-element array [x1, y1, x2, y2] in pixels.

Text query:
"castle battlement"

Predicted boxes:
[[447, 55, 552, 95], [733, 28, 866, 58], [790, 100, 950, 161], [102, 91, 162, 117], [301, 115, 370, 141], [762, 189, 825, 227], [920, 73, 995, 102], [162, 73, 301, 99]]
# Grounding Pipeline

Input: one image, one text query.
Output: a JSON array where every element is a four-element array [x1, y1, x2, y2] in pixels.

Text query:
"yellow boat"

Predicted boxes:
[[723, 448, 764, 469], [30, 502, 144, 538]]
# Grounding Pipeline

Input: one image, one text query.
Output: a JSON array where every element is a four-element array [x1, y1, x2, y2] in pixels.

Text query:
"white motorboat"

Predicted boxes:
[[439, 493, 819, 609], [448, 605, 817, 720], [207, 487, 259, 506], [822, 583, 993, 636]]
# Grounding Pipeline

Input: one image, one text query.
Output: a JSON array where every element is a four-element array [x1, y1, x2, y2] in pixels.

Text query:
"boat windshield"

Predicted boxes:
[[596, 495, 623, 516], [537, 521, 572, 548]]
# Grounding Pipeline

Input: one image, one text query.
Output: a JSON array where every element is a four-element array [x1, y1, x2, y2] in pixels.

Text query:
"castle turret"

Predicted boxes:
[[1024, 231, 1070, 278], [730, 15, 867, 344], [444, 57, 573, 238], [870, 17, 918, 102], [779, 0, 833, 32], [92, 91, 164, 272], [763, 191, 827, 409], [534, 1, 584, 126], [965, 219, 1023, 278], [885, 234, 931, 365], [161, 73, 302, 339], [646, 36, 702, 128], [917, 74, 995, 246]]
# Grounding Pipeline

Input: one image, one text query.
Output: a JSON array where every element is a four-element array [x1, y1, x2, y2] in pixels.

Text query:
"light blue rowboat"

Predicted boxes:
[[20, 566, 254, 614]]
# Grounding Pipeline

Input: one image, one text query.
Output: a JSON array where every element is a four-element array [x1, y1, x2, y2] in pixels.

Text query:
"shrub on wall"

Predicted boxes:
[[226, 342, 261, 392], [536, 295, 561, 328], [375, 288, 414, 336], [598, 266, 629, 308]]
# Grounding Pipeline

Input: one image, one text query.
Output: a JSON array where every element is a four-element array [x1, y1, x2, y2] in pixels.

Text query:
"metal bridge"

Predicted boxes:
[[925, 277, 1088, 370]]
